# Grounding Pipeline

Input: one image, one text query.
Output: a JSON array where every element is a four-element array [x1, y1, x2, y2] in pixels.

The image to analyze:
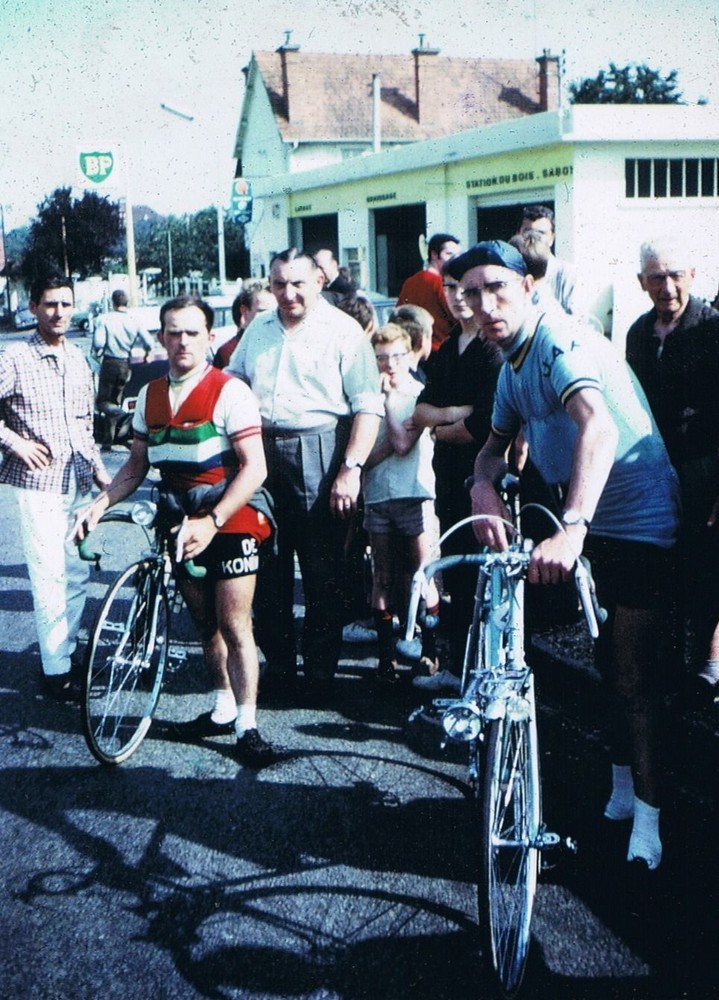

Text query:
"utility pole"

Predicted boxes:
[[61, 214, 69, 276], [159, 103, 228, 291]]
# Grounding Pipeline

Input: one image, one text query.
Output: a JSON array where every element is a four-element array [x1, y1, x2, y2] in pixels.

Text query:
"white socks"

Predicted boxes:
[[627, 797, 662, 870], [604, 764, 635, 821], [697, 659, 719, 687], [235, 703, 257, 738], [211, 691, 258, 737], [604, 766, 662, 869], [211, 688, 237, 725]]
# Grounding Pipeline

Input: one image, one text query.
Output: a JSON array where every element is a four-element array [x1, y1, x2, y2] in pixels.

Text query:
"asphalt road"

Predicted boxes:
[[1, 424, 718, 998]]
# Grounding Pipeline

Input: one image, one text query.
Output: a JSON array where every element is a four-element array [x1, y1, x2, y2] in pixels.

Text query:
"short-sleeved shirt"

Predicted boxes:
[[133, 365, 261, 447], [363, 378, 435, 505], [492, 311, 680, 548], [227, 298, 383, 430], [544, 255, 580, 316]]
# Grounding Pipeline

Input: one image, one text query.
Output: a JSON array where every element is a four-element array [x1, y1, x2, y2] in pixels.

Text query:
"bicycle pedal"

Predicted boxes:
[[407, 704, 445, 728], [534, 830, 560, 850], [167, 644, 188, 668]]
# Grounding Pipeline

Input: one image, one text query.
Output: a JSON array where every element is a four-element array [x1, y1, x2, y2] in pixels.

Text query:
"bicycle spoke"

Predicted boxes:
[[479, 710, 540, 998], [82, 560, 168, 765]]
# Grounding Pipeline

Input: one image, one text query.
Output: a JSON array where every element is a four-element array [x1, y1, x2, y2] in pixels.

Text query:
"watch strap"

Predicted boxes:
[[208, 509, 225, 529], [561, 510, 591, 530]]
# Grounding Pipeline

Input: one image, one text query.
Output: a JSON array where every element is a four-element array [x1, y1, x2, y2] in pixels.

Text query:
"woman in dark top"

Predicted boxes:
[[412, 265, 501, 686]]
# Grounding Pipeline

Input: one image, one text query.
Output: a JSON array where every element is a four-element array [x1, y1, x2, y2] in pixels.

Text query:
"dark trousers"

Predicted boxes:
[[96, 356, 131, 447], [253, 423, 349, 682], [677, 455, 719, 664], [434, 453, 479, 675]]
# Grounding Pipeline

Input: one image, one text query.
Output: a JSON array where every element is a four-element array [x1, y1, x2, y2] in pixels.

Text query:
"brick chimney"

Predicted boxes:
[[536, 49, 560, 111], [412, 34, 441, 125], [276, 31, 300, 122]]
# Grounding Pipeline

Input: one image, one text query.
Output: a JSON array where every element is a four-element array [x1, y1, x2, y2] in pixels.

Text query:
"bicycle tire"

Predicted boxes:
[[478, 683, 541, 998], [82, 558, 169, 765]]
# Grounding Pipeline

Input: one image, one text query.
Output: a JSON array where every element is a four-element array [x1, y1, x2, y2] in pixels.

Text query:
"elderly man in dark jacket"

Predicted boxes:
[[626, 239, 719, 700]]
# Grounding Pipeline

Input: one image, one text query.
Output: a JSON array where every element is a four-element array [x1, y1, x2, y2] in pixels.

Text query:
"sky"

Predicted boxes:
[[1, 0, 717, 232]]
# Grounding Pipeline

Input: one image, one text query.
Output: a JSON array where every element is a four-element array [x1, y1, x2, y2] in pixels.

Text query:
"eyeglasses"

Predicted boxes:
[[460, 277, 524, 301], [375, 351, 409, 363], [643, 271, 687, 287]]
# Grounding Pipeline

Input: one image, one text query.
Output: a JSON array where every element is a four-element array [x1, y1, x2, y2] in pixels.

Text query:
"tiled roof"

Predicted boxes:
[[250, 49, 547, 143]]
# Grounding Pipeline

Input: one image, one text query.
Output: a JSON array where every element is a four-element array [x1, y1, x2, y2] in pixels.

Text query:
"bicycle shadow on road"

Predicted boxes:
[[0, 758, 483, 999]]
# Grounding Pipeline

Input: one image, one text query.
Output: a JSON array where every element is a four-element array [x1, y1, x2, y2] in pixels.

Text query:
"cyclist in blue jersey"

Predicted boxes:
[[451, 241, 680, 871]]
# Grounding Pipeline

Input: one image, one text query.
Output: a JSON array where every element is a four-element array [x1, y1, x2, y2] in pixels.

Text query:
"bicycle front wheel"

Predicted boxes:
[[82, 559, 169, 765], [478, 690, 541, 998]]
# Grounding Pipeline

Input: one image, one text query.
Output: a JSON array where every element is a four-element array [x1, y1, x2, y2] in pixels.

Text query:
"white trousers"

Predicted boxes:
[[13, 480, 90, 676]]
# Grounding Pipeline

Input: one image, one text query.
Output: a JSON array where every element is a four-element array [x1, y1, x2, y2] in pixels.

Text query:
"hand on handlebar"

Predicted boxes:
[[470, 482, 511, 551], [527, 531, 577, 585], [73, 494, 110, 543], [172, 515, 215, 562]]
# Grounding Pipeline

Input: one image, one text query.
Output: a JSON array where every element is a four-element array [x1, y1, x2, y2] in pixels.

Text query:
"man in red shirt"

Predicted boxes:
[[397, 233, 460, 352]]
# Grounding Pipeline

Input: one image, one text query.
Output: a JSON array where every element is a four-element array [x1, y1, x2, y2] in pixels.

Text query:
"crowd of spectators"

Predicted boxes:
[[4, 209, 719, 871]]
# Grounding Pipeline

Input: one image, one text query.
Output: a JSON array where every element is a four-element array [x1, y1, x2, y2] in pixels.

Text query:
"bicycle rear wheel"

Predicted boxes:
[[82, 559, 168, 765], [478, 684, 541, 998]]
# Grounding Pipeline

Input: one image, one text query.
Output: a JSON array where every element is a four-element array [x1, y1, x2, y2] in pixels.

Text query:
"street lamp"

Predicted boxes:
[[159, 102, 228, 291]]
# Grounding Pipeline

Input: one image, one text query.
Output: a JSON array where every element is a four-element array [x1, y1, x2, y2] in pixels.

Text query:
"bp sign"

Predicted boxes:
[[230, 178, 253, 224], [79, 151, 115, 184]]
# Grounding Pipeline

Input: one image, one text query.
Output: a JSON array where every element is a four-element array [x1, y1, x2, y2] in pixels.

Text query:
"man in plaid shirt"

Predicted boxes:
[[0, 273, 108, 699]]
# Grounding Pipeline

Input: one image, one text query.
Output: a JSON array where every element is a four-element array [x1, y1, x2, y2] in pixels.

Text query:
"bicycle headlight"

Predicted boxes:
[[130, 500, 157, 527], [442, 701, 482, 742]]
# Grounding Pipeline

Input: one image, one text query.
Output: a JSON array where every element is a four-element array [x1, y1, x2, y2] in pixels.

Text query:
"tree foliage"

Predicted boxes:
[[135, 207, 249, 294], [17, 189, 248, 297], [19, 187, 123, 287], [569, 63, 683, 104]]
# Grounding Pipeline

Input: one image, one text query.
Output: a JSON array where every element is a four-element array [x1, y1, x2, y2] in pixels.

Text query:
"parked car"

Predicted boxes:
[[72, 302, 102, 333], [13, 303, 36, 331], [118, 300, 235, 417], [363, 290, 396, 327]]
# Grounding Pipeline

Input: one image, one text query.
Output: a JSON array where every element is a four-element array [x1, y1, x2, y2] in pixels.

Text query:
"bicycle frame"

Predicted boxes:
[[407, 543, 533, 750]]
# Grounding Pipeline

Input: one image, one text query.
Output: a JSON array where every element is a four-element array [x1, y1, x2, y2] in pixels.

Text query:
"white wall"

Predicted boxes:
[[572, 142, 719, 351]]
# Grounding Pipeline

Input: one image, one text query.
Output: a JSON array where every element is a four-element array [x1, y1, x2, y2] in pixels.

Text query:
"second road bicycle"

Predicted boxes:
[[406, 479, 604, 997]]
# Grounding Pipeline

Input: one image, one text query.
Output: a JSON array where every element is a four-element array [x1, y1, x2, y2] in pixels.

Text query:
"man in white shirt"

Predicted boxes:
[[228, 249, 383, 704]]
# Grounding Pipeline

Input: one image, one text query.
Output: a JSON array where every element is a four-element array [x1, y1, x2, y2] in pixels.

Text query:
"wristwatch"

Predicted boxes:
[[561, 509, 591, 530], [208, 509, 225, 530], [343, 457, 364, 471]]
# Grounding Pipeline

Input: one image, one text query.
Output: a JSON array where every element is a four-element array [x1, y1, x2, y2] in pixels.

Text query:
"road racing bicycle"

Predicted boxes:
[[405, 484, 604, 997], [78, 499, 204, 765]]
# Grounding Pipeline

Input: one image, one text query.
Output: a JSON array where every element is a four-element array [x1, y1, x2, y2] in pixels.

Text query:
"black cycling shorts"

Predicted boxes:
[[583, 535, 675, 611], [177, 532, 261, 582]]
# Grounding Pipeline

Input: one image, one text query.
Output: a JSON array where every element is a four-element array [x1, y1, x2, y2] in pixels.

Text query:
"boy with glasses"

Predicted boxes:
[[363, 324, 439, 682]]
